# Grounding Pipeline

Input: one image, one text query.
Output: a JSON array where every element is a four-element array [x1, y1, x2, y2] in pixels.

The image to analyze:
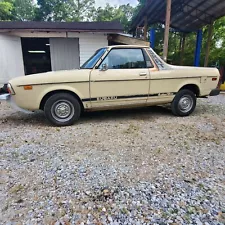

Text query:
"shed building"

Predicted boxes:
[[0, 21, 123, 87]]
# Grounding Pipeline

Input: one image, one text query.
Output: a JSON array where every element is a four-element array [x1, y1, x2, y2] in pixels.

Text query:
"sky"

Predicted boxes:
[[95, 0, 138, 7]]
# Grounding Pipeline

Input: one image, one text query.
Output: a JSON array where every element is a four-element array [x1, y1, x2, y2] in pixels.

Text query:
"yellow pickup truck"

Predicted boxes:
[[6, 45, 220, 126]]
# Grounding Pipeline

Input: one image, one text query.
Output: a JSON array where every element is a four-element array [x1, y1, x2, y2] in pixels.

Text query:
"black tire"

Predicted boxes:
[[44, 93, 81, 126], [171, 89, 196, 116]]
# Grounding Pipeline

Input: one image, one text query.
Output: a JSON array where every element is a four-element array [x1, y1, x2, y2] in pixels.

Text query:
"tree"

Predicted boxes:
[[94, 4, 115, 21], [35, 0, 95, 22], [204, 17, 225, 66], [71, 0, 95, 21], [12, 0, 35, 21], [0, 0, 13, 20], [35, 0, 73, 21], [93, 3, 134, 32], [117, 4, 134, 32]]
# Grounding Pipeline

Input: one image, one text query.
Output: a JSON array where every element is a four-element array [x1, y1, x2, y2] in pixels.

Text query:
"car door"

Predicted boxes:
[[89, 48, 150, 108]]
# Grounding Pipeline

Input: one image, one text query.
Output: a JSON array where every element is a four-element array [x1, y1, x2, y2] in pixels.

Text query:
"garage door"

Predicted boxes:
[[50, 38, 80, 71], [0, 34, 24, 86]]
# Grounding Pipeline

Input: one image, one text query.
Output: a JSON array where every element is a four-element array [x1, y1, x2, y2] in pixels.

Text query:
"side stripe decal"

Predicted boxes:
[[17, 75, 213, 87], [82, 93, 176, 102], [17, 80, 88, 87]]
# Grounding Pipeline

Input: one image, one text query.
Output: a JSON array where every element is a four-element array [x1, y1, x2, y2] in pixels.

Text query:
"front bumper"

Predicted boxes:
[[0, 94, 33, 113], [0, 93, 10, 101], [209, 88, 220, 96]]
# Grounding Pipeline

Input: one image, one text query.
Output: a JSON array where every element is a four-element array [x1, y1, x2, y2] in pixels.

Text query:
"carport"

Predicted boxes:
[[131, 0, 225, 67]]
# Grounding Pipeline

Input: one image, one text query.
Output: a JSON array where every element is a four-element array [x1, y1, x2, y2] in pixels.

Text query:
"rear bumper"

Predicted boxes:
[[209, 88, 220, 96]]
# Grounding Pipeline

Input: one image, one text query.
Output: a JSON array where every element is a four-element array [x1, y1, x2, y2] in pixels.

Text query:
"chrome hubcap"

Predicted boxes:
[[178, 95, 193, 113], [51, 100, 74, 122], [55, 103, 71, 118]]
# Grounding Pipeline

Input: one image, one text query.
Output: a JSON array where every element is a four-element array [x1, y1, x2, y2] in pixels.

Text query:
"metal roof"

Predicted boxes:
[[131, 0, 225, 32], [0, 21, 123, 33]]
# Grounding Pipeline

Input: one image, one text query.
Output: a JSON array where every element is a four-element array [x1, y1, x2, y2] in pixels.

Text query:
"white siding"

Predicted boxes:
[[10, 31, 108, 66], [0, 34, 24, 86], [50, 38, 79, 71], [0, 32, 108, 85], [68, 33, 108, 65]]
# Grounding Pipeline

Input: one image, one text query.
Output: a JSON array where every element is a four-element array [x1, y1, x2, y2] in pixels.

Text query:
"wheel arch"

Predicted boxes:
[[178, 84, 200, 97], [40, 90, 84, 111]]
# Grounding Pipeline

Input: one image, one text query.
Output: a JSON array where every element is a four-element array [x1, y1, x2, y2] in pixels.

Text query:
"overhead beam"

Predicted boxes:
[[163, 0, 172, 62], [204, 21, 214, 67]]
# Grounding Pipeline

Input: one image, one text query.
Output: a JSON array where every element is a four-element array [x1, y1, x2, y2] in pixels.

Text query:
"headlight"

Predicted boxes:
[[7, 83, 15, 95]]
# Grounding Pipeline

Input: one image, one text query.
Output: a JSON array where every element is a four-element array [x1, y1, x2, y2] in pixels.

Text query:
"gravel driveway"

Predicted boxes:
[[0, 95, 225, 225]]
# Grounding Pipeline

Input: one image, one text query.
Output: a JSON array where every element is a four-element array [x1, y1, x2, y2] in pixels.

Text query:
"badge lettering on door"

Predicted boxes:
[[97, 96, 117, 101]]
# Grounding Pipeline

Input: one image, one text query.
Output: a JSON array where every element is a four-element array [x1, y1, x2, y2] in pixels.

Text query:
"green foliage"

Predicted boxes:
[[204, 17, 225, 66], [35, 0, 95, 22], [12, 0, 35, 21], [93, 3, 134, 32], [35, 0, 74, 21], [0, 0, 35, 21], [0, 0, 13, 20], [72, 0, 95, 21], [151, 16, 225, 66]]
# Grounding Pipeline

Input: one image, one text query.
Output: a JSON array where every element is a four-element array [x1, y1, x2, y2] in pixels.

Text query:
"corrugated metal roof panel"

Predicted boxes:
[[131, 0, 225, 32]]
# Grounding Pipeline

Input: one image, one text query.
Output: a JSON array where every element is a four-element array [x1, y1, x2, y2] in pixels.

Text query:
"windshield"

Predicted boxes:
[[81, 48, 107, 69]]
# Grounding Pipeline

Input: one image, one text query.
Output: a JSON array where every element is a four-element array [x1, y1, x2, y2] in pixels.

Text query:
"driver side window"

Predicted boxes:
[[99, 48, 146, 69]]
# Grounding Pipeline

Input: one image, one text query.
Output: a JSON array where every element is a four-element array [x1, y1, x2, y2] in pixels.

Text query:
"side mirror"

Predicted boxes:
[[100, 63, 108, 71]]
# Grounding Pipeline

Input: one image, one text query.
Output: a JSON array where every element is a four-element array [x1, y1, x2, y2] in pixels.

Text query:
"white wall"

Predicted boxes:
[[67, 33, 108, 65], [50, 38, 80, 70], [0, 34, 24, 86], [0, 32, 108, 85], [12, 31, 108, 66]]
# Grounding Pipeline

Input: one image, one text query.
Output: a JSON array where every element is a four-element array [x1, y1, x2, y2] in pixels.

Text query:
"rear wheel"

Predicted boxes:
[[44, 93, 81, 126], [171, 89, 196, 116]]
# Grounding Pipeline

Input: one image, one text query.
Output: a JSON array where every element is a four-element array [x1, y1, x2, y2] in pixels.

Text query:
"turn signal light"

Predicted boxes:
[[24, 85, 33, 90], [212, 77, 217, 81]]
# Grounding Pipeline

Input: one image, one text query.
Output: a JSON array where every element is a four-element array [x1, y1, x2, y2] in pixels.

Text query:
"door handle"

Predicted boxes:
[[139, 72, 147, 76]]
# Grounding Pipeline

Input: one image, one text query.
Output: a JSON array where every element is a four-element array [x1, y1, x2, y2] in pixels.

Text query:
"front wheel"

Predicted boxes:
[[44, 93, 81, 126], [171, 89, 196, 116]]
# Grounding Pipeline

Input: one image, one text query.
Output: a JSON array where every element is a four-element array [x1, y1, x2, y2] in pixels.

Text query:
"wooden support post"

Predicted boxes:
[[163, 0, 172, 62], [180, 34, 186, 65], [143, 16, 148, 41], [204, 21, 214, 67]]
